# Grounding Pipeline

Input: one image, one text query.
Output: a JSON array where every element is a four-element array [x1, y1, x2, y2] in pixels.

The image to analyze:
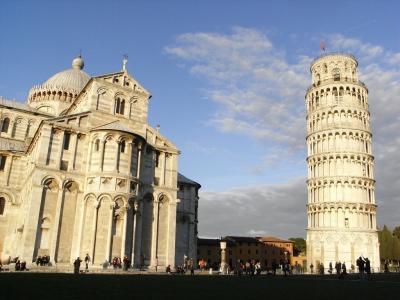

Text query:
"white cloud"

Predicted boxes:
[[165, 27, 311, 148], [198, 178, 307, 238], [167, 28, 400, 236]]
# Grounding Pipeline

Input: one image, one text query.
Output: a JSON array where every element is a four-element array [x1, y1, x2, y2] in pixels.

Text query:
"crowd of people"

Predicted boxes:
[[14, 260, 27, 271], [35, 255, 51, 266]]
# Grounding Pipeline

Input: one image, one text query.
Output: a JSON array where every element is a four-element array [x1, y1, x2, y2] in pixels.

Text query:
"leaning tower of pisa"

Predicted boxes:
[[305, 53, 380, 271]]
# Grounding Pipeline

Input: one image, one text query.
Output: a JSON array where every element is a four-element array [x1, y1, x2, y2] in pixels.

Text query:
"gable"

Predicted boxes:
[[95, 71, 151, 96]]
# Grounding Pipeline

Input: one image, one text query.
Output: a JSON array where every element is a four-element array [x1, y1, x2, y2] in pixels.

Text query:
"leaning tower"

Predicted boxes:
[[305, 53, 380, 271]]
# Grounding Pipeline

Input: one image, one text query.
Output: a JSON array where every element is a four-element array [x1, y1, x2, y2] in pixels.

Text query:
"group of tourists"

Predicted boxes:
[[168, 256, 195, 275], [235, 259, 262, 276], [14, 260, 27, 271], [111, 256, 130, 271], [35, 255, 50, 266], [310, 261, 347, 277], [356, 256, 371, 278], [309, 257, 373, 279]]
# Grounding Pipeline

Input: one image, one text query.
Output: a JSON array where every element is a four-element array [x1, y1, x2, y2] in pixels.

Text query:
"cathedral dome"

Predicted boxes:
[[43, 56, 90, 93], [28, 56, 91, 115]]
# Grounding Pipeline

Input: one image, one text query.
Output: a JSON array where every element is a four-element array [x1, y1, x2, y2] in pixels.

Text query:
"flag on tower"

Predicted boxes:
[[320, 40, 326, 52]]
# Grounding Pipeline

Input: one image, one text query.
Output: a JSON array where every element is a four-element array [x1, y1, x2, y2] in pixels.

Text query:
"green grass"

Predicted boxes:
[[0, 273, 399, 300]]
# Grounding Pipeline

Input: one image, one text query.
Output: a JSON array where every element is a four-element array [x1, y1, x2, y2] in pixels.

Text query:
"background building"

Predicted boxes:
[[305, 53, 380, 271], [0, 56, 200, 269], [197, 236, 294, 270]]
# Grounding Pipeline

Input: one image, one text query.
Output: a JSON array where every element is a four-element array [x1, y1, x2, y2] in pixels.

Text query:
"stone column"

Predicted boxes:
[[50, 187, 65, 263], [220, 240, 227, 275], [130, 202, 139, 266], [37, 126, 52, 165], [99, 140, 106, 171], [136, 143, 142, 186], [6, 155, 14, 186], [150, 199, 159, 268], [120, 207, 128, 258], [133, 202, 143, 267], [162, 153, 168, 186], [76, 199, 87, 258], [127, 141, 133, 175], [105, 203, 115, 262], [166, 200, 177, 268], [87, 140, 94, 172], [90, 201, 99, 264], [56, 130, 65, 169], [70, 133, 79, 171], [115, 141, 120, 172]]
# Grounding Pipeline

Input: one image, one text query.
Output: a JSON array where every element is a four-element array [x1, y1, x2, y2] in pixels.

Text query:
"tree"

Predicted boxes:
[[379, 225, 393, 260], [289, 237, 306, 256], [392, 236, 400, 262], [393, 226, 400, 240]]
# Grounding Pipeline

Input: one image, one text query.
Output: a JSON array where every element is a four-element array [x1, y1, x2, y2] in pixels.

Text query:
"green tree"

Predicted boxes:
[[393, 226, 400, 240], [289, 237, 306, 256], [379, 225, 394, 260], [392, 236, 400, 261]]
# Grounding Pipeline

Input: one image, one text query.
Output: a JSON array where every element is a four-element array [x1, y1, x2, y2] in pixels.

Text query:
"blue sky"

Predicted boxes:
[[1, 0, 399, 238]]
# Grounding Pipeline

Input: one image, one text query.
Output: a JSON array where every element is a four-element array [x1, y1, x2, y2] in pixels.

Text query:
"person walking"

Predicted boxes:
[[73, 257, 82, 275], [365, 258, 371, 279], [340, 262, 347, 279], [84, 253, 90, 272]]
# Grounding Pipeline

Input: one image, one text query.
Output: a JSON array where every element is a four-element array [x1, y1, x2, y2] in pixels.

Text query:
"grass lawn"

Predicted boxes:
[[0, 273, 399, 300]]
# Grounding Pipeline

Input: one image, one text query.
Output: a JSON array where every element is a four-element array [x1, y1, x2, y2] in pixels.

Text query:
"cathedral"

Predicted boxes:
[[0, 56, 200, 269]]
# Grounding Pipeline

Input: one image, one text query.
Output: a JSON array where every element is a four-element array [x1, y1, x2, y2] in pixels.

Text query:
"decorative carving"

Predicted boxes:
[[101, 177, 112, 184], [117, 178, 126, 187]]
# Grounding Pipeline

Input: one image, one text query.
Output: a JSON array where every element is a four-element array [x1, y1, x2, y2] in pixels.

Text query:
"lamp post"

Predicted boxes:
[[220, 240, 227, 275]]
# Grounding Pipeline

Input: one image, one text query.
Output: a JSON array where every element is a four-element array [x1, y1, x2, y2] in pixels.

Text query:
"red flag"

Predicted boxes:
[[320, 41, 326, 51]]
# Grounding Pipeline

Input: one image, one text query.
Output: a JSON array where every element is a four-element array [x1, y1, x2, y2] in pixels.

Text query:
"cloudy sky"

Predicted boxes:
[[1, 0, 399, 239]]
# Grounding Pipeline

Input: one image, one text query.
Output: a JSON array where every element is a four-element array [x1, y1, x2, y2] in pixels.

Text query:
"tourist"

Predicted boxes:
[[36, 256, 41, 266], [384, 260, 389, 273], [20, 261, 26, 271], [356, 256, 365, 277], [340, 262, 347, 279], [140, 254, 145, 271], [272, 261, 278, 275], [84, 253, 90, 272], [73, 257, 82, 275], [309, 263, 314, 274], [351, 264, 355, 274], [365, 258, 371, 278], [15, 260, 21, 271], [328, 262, 333, 275], [190, 261, 195, 275], [335, 262, 341, 277], [166, 265, 171, 274], [255, 261, 261, 275], [319, 263, 324, 275]]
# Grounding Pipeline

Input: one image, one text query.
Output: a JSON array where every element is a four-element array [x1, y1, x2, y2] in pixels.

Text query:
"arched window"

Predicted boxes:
[[115, 98, 121, 114], [1, 118, 10, 133], [0, 197, 5, 215], [332, 68, 341, 81], [120, 100, 125, 114], [115, 97, 125, 115], [0, 155, 6, 171], [120, 140, 126, 153], [25, 121, 32, 138], [95, 139, 100, 151]]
